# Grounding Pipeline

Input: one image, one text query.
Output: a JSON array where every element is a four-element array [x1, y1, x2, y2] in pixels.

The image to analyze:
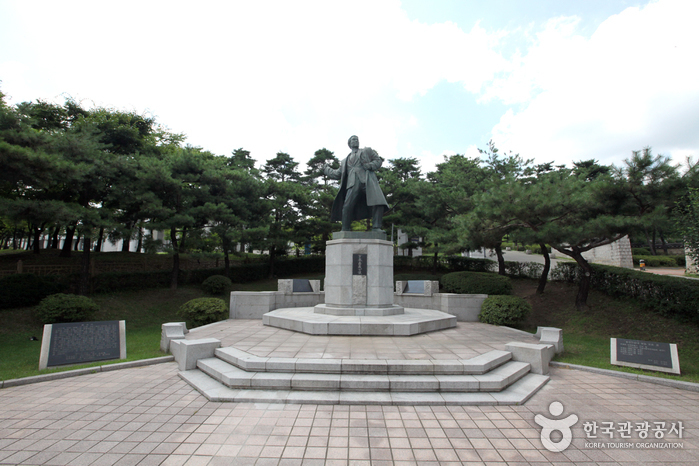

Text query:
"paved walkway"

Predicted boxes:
[[1, 321, 698, 465]]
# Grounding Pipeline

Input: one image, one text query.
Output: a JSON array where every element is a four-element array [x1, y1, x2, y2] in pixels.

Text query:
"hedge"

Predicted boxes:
[[440, 271, 512, 295], [551, 262, 699, 322], [71, 256, 324, 294], [0, 273, 65, 309], [633, 254, 685, 267]]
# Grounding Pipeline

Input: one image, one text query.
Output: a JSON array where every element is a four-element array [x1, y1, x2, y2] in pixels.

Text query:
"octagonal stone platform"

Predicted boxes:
[[263, 307, 457, 336]]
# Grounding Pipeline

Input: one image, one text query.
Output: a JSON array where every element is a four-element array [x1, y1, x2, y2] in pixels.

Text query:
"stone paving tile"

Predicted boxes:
[[1, 332, 699, 465]]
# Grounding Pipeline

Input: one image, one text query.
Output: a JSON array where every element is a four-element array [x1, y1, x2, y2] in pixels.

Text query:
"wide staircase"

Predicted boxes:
[[179, 346, 550, 406]]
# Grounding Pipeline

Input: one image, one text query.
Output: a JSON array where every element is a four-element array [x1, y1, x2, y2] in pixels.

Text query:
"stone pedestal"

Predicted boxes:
[[315, 232, 404, 316]]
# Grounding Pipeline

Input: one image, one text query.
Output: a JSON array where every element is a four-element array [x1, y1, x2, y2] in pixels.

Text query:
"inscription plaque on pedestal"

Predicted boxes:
[[39, 320, 126, 370], [353, 254, 367, 275], [610, 338, 680, 374]]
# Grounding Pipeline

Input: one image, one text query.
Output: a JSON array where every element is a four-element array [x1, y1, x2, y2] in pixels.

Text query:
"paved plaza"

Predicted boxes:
[[1, 320, 698, 465]]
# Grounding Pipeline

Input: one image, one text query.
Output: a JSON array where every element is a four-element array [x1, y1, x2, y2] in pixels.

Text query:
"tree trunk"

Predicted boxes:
[[651, 228, 657, 255], [659, 229, 668, 255], [170, 229, 179, 290], [79, 236, 92, 295], [644, 227, 656, 255], [74, 232, 81, 251], [536, 243, 550, 294], [51, 226, 60, 249], [136, 227, 143, 253], [32, 224, 45, 254], [268, 244, 276, 279], [121, 228, 131, 252], [571, 249, 593, 311], [494, 243, 506, 276], [179, 227, 187, 254], [94, 227, 104, 252], [61, 225, 76, 257], [432, 244, 439, 275], [222, 236, 231, 278]]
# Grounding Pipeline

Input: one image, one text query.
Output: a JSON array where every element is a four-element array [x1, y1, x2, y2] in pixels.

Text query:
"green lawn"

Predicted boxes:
[[2, 271, 697, 386], [514, 279, 699, 384]]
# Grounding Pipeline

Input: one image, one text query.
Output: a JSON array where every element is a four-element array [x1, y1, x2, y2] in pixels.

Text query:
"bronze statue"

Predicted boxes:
[[324, 135, 388, 231]]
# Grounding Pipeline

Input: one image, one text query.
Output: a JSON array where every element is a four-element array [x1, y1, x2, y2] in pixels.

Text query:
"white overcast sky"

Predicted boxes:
[[1, 0, 698, 174]]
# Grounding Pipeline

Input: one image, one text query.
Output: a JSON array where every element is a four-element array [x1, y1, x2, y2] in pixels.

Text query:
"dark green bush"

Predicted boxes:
[[201, 275, 232, 294], [633, 255, 679, 267], [551, 262, 699, 322], [632, 247, 651, 256], [177, 297, 228, 328], [503, 261, 543, 279], [675, 255, 686, 267], [90, 270, 171, 293], [36, 293, 99, 324], [443, 256, 495, 273], [550, 262, 579, 282], [479, 295, 531, 326], [589, 264, 699, 322], [0, 273, 64, 309], [440, 271, 512, 295]]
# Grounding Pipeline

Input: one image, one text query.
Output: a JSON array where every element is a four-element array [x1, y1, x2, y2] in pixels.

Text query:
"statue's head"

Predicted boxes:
[[348, 135, 359, 149]]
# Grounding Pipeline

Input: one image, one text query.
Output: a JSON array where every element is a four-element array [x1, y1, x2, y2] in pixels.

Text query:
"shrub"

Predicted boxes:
[[479, 295, 531, 326], [201, 275, 232, 294], [443, 256, 495, 273], [35, 293, 99, 324], [633, 255, 679, 267], [503, 261, 543, 279], [0, 273, 64, 309], [551, 262, 699, 322], [632, 247, 651, 256], [550, 262, 579, 282], [440, 271, 512, 295], [177, 297, 228, 328]]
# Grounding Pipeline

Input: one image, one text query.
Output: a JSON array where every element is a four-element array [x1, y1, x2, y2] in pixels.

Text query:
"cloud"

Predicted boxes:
[[486, 0, 699, 167], [0, 0, 510, 168]]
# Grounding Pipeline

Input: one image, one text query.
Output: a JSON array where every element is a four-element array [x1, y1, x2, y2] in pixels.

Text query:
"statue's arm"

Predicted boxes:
[[362, 148, 383, 171], [324, 163, 342, 180]]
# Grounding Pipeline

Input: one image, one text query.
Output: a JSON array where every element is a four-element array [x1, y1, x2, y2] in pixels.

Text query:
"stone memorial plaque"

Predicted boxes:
[[610, 338, 680, 374], [352, 254, 367, 276], [39, 320, 126, 370], [403, 280, 425, 294], [292, 279, 313, 292]]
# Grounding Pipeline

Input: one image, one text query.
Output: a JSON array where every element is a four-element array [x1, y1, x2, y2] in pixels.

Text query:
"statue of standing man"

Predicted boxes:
[[324, 135, 389, 231]]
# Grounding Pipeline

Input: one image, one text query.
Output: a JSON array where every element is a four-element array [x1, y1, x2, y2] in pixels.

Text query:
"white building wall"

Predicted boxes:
[[395, 229, 422, 257], [581, 235, 633, 269]]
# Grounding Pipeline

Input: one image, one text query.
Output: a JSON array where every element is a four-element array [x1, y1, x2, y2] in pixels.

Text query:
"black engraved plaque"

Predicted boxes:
[[292, 279, 313, 292], [47, 321, 121, 367], [404, 280, 425, 294], [616, 338, 673, 368], [352, 254, 367, 275]]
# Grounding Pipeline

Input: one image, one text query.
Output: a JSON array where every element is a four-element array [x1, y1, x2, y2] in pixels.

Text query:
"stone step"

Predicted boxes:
[[179, 369, 549, 406], [214, 346, 511, 375], [196, 357, 530, 392], [263, 307, 457, 336]]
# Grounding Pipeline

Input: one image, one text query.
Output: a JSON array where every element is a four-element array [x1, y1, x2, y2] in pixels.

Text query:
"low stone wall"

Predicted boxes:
[[230, 291, 325, 319], [230, 279, 487, 321], [393, 293, 487, 322]]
